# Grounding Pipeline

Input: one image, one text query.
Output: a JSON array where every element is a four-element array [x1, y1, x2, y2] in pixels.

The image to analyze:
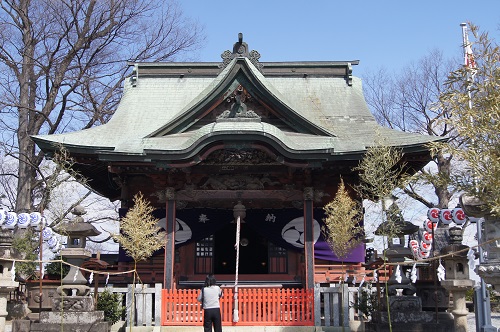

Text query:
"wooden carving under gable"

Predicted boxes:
[[216, 85, 263, 119], [202, 149, 278, 165], [200, 174, 280, 190]]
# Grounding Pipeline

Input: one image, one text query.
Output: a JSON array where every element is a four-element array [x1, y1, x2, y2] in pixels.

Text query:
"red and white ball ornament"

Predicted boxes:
[[452, 207, 466, 225], [439, 209, 453, 225], [427, 208, 440, 223], [422, 231, 433, 244], [420, 241, 432, 252], [423, 219, 437, 233]]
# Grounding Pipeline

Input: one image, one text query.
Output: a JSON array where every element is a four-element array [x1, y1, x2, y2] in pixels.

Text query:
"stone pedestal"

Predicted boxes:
[[28, 295, 108, 332], [0, 230, 20, 332], [0, 282, 18, 332], [461, 195, 500, 290], [366, 295, 454, 332], [441, 280, 475, 332], [476, 212, 500, 290]]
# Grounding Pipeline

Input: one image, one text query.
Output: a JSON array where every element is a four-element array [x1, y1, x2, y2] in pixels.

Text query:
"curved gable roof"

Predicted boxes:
[[148, 57, 332, 137], [32, 36, 440, 164]]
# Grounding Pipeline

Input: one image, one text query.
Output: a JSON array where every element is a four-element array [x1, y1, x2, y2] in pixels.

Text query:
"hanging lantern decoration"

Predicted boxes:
[[0, 209, 6, 225], [427, 208, 440, 223], [452, 207, 466, 225], [47, 236, 59, 250], [30, 212, 42, 227], [17, 212, 31, 229], [42, 227, 53, 241], [422, 231, 433, 244], [3, 211, 18, 229], [0, 208, 61, 256], [421, 250, 431, 258], [33, 218, 46, 233], [410, 240, 419, 253], [420, 241, 432, 252], [439, 209, 452, 225], [50, 242, 62, 253], [423, 219, 437, 233]]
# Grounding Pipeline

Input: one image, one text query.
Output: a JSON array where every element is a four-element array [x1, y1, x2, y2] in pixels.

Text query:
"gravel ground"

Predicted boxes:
[[467, 312, 500, 331]]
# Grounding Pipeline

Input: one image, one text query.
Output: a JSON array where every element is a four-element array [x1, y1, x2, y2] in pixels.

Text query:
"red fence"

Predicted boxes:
[[161, 288, 314, 326]]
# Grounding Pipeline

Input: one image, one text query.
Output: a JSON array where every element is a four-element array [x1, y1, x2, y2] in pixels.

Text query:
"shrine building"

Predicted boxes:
[[33, 34, 438, 327]]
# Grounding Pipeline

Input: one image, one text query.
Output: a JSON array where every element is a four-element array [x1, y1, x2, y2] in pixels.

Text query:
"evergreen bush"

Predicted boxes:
[[97, 288, 124, 325]]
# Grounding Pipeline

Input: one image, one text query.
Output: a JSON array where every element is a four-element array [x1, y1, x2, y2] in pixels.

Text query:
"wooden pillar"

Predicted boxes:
[[164, 187, 176, 290], [303, 187, 315, 289]]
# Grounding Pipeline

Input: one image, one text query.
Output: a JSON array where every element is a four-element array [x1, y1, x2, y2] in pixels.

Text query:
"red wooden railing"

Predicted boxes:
[[161, 288, 314, 326], [315, 263, 390, 284]]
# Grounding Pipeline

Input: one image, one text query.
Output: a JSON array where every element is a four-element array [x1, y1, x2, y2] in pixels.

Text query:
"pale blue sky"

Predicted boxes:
[[182, 0, 499, 78]]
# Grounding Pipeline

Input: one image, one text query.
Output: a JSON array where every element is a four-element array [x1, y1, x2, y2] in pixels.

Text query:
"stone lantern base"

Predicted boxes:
[[477, 263, 500, 290], [15, 295, 108, 332], [366, 295, 454, 332]]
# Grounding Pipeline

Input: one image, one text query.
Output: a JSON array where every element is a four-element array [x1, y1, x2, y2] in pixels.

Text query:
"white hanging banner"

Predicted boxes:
[[11, 261, 16, 282], [410, 264, 417, 283], [358, 275, 365, 289], [233, 216, 241, 323], [73, 267, 79, 282], [394, 265, 402, 283], [467, 249, 476, 271], [437, 259, 446, 281]]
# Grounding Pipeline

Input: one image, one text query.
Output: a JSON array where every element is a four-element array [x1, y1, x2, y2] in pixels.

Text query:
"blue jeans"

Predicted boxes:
[[203, 307, 222, 332]]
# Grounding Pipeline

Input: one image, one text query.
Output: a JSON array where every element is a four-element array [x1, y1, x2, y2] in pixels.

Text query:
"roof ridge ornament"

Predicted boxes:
[[219, 33, 263, 72]]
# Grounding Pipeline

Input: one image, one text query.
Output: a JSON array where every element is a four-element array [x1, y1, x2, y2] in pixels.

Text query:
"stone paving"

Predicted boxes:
[[5, 313, 500, 332]]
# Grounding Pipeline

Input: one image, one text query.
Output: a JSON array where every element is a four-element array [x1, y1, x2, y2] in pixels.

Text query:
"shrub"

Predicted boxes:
[[352, 284, 377, 320], [97, 288, 124, 325], [45, 256, 70, 278]]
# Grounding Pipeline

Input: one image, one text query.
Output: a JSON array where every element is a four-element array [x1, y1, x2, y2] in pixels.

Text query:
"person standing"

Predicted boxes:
[[197, 274, 223, 332]]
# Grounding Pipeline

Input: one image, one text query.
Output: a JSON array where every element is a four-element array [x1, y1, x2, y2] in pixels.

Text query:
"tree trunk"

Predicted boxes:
[[434, 151, 451, 209], [16, 0, 37, 212]]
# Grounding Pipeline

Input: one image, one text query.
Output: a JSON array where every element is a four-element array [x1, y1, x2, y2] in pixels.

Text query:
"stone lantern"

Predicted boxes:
[[26, 205, 109, 332], [459, 194, 498, 332], [0, 230, 19, 332], [374, 203, 419, 263], [439, 226, 475, 332], [460, 195, 500, 289], [53, 205, 101, 293]]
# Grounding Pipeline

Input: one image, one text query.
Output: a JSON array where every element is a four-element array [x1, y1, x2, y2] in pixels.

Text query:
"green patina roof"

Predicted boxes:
[[33, 56, 438, 161]]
